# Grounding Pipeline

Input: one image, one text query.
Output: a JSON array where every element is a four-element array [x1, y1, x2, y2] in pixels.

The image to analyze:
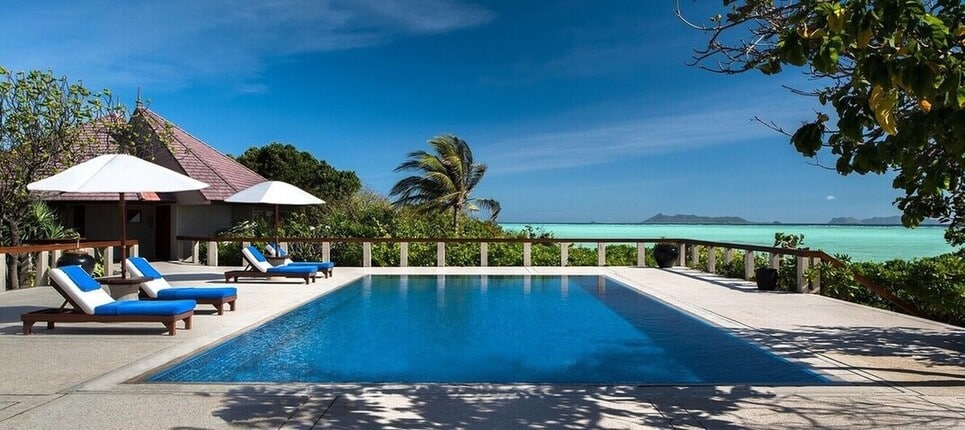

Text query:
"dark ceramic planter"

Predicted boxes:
[[56, 251, 96, 274], [653, 244, 679, 268], [755, 268, 779, 290]]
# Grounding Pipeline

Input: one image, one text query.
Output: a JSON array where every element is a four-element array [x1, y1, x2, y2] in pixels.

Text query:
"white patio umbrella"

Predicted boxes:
[[224, 181, 325, 246], [28, 154, 209, 278]]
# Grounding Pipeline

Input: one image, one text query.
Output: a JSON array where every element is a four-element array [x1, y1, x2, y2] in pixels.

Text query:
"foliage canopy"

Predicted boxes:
[[0, 67, 129, 288], [236, 142, 361, 203], [679, 0, 965, 245]]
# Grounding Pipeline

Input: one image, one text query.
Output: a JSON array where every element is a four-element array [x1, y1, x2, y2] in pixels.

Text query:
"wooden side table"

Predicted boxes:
[[96, 276, 151, 301]]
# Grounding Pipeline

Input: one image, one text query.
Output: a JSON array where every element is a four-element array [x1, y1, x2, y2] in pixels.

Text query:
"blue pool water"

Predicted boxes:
[[149, 275, 828, 384]]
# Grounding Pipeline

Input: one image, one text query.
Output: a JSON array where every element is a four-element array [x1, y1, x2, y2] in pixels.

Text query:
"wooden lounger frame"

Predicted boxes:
[[22, 308, 193, 336], [223, 269, 316, 285], [21, 279, 193, 336]]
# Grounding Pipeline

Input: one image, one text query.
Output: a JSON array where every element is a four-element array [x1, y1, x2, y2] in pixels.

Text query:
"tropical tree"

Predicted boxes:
[[677, 0, 965, 245], [0, 66, 127, 289], [390, 134, 500, 234], [236, 142, 361, 203]]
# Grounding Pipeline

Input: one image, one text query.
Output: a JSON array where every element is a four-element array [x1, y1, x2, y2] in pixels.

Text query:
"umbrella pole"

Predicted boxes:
[[120, 193, 127, 278], [274, 204, 280, 246]]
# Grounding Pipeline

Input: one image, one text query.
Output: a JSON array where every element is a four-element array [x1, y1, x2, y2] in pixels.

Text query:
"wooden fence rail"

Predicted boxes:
[[175, 235, 922, 317], [177, 235, 827, 288]]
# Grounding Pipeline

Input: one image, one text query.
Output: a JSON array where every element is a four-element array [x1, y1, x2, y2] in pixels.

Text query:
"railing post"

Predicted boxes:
[[597, 242, 606, 266], [677, 243, 686, 266], [0, 252, 6, 290], [399, 242, 408, 267], [480, 242, 488, 267], [744, 250, 754, 280], [690, 245, 700, 268], [523, 242, 532, 267], [797, 256, 811, 293], [770, 252, 780, 269], [103, 246, 115, 275], [47, 250, 60, 282], [637, 242, 646, 267], [35, 251, 49, 287], [436, 242, 445, 267], [207, 241, 218, 267], [560, 243, 569, 267], [810, 257, 822, 293], [322, 241, 331, 262], [192, 241, 200, 264], [724, 248, 734, 264], [707, 246, 716, 273], [130, 244, 139, 257], [363, 242, 372, 267]]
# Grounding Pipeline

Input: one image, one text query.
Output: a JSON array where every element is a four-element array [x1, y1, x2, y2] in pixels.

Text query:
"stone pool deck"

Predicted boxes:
[[0, 263, 962, 429]]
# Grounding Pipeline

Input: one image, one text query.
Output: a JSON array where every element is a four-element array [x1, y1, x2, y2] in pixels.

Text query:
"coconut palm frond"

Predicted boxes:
[[473, 198, 501, 222], [390, 134, 500, 234]]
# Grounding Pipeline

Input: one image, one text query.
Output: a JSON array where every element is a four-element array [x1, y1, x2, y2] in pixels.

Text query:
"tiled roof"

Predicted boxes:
[[37, 107, 265, 203], [35, 115, 124, 176], [130, 108, 266, 201], [40, 115, 169, 203]]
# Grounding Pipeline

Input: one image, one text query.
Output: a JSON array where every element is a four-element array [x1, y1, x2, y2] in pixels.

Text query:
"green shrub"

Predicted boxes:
[[819, 253, 965, 327]]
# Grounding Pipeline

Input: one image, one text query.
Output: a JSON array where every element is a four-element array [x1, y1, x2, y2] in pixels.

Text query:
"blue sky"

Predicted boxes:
[[1, 0, 904, 223]]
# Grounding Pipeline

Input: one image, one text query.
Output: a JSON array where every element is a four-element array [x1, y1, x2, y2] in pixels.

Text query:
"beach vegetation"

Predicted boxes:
[[680, 0, 965, 245], [390, 134, 500, 235], [819, 252, 965, 326]]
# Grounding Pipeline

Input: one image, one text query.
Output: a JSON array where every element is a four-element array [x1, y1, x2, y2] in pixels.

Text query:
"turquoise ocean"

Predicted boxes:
[[500, 223, 959, 262]]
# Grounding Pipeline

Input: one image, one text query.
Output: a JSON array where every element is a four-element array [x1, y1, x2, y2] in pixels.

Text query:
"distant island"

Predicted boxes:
[[828, 216, 943, 226], [638, 213, 944, 226], [642, 213, 753, 224]]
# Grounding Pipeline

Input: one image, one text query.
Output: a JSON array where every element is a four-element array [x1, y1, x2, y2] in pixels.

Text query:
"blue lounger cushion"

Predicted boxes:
[[95, 299, 196, 316], [127, 256, 163, 279], [265, 265, 316, 274], [247, 246, 271, 262], [61, 265, 103, 292], [266, 244, 334, 272], [286, 261, 335, 271], [251, 245, 323, 271], [241, 246, 316, 280], [156, 287, 237, 300]]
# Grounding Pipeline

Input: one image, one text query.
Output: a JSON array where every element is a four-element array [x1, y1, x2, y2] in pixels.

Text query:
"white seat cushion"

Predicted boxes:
[[49, 268, 114, 315], [123, 259, 171, 298], [242, 247, 273, 273]]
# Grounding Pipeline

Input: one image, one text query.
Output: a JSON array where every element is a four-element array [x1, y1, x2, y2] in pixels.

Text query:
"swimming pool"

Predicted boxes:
[[148, 275, 828, 384]]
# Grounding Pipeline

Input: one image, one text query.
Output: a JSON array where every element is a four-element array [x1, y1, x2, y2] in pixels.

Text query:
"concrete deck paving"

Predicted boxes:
[[0, 263, 962, 429]]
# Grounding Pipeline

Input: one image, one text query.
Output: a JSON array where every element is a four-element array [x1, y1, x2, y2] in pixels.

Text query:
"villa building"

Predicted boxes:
[[43, 106, 266, 260]]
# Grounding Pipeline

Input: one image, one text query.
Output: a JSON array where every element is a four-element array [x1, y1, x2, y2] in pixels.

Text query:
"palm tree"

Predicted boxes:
[[390, 134, 500, 234]]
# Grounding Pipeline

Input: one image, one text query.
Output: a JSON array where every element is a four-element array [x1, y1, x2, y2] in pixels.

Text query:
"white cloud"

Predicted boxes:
[[479, 106, 784, 174], [0, 0, 494, 89], [471, 74, 818, 175], [826, 195, 836, 200]]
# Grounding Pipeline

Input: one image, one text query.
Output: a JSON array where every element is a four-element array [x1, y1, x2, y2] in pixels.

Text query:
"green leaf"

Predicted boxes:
[[759, 59, 782, 75], [781, 34, 808, 66], [791, 122, 823, 156], [920, 14, 949, 49], [909, 62, 937, 98]]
